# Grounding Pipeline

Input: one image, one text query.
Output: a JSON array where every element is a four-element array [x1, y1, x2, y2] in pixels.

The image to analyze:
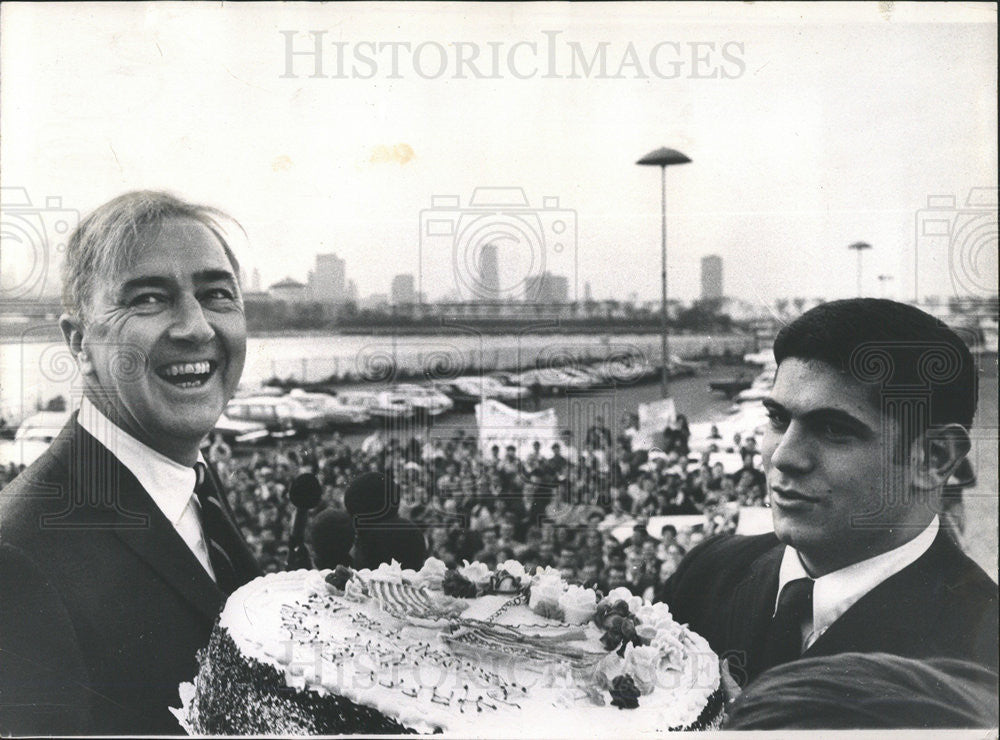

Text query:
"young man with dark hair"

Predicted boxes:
[[664, 299, 997, 688]]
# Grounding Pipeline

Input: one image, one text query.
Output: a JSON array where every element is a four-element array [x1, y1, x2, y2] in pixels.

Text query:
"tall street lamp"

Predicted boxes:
[[637, 147, 691, 399], [848, 241, 872, 297]]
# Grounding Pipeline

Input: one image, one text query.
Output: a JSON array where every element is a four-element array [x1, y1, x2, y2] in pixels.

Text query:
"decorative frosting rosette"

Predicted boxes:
[[528, 571, 566, 620], [492, 559, 529, 592], [458, 560, 492, 585], [413, 556, 447, 590], [558, 584, 598, 625]]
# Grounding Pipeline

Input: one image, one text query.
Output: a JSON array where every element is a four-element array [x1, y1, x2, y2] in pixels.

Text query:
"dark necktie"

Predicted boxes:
[[194, 462, 240, 594], [759, 577, 814, 674]]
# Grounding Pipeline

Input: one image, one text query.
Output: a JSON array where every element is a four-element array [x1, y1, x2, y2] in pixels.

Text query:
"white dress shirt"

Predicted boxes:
[[776, 516, 939, 651], [78, 397, 217, 581]]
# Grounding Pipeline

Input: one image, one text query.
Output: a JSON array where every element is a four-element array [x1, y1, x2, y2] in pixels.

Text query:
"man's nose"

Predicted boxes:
[[169, 295, 214, 343], [767, 422, 814, 475]]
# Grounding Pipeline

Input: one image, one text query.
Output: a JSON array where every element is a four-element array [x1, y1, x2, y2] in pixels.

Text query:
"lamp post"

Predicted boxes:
[[637, 147, 691, 399], [848, 241, 872, 297]]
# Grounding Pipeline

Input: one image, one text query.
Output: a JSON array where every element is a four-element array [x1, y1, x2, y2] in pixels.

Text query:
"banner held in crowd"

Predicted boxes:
[[633, 397, 677, 451], [475, 400, 558, 459]]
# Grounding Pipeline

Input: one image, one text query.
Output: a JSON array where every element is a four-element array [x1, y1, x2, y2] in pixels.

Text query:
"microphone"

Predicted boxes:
[[287, 473, 323, 570]]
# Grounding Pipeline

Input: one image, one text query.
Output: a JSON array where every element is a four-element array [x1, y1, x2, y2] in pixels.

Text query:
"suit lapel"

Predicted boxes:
[[66, 422, 225, 622], [728, 541, 783, 681], [113, 487, 224, 623]]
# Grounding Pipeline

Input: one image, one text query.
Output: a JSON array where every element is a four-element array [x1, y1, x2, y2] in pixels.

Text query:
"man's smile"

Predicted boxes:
[[154, 359, 219, 388]]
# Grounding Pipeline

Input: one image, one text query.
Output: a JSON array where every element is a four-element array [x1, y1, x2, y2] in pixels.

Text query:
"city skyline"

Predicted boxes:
[[1, 4, 996, 309]]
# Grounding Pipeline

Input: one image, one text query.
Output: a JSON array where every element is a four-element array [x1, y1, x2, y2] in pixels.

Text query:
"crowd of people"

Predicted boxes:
[[204, 411, 769, 601]]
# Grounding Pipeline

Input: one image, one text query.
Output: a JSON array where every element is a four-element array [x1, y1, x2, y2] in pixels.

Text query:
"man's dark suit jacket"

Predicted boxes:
[[0, 417, 261, 735], [663, 532, 998, 686]]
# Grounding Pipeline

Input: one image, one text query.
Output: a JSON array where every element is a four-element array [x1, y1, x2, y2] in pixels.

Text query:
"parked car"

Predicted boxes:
[[433, 380, 483, 412], [516, 368, 591, 394], [389, 384, 454, 417], [211, 413, 270, 445], [336, 390, 415, 421], [667, 355, 701, 378], [479, 376, 530, 402], [558, 366, 605, 388], [438, 376, 529, 410], [286, 389, 371, 428], [0, 410, 71, 468], [224, 396, 325, 437], [735, 368, 776, 403], [709, 376, 753, 399], [588, 357, 655, 385]]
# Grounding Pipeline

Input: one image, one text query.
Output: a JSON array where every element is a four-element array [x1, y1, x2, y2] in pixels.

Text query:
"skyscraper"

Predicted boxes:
[[525, 271, 569, 303], [391, 274, 416, 304], [477, 243, 500, 300], [310, 253, 346, 303], [700, 255, 723, 300]]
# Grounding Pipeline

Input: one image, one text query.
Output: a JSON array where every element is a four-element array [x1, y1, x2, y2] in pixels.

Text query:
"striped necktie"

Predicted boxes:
[[194, 462, 239, 594]]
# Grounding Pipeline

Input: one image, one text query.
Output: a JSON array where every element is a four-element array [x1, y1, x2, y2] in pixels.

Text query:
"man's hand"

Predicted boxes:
[[719, 657, 743, 706]]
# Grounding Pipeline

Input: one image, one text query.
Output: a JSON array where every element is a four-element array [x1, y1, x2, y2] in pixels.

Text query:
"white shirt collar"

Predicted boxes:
[[77, 397, 202, 525], [777, 517, 940, 648]]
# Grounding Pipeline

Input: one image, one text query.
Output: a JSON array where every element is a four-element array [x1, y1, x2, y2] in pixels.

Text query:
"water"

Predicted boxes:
[[0, 332, 753, 424]]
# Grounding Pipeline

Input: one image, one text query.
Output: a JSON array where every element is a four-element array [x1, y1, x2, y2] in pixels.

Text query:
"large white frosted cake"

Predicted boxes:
[[174, 559, 722, 735]]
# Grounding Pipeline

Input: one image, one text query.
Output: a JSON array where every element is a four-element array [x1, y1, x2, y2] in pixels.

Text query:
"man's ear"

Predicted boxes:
[[911, 424, 972, 491], [59, 313, 94, 377]]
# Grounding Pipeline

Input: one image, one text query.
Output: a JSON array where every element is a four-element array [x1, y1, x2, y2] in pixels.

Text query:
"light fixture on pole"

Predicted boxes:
[[637, 147, 691, 399], [848, 241, 872, 297]]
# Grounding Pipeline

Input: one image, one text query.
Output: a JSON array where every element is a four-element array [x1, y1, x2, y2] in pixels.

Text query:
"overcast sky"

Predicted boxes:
[[2, 2, 996, 306]]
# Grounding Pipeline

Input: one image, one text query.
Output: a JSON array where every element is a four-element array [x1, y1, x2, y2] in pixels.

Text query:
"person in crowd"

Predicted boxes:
[[601, 559, 627, 590], [658, 524, 678, 554], [585, 415, 613, 450], [624, 549, 653, 596], [723, 652, 999, 729], [0, 191, 261, 734], [664, 299, 998, 689], [579, 558, 605, 592], [344, 471, 427, 571], [732, 450, 766, 493], [662, 414, 691, 456], [308, 508, 355, 569]]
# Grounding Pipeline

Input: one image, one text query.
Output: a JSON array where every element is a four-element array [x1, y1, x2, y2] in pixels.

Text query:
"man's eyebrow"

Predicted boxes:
[[193, 269, 238, 285], [802, 407, 874, 433], [761, 398, 786, 414], [117, 276, 174, 296], [763, 398, 874, 434]]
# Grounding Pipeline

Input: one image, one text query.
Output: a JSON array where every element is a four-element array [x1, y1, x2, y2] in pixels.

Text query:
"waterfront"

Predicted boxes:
[[0, 331, 754, 424], [1, 330, 994, 577]]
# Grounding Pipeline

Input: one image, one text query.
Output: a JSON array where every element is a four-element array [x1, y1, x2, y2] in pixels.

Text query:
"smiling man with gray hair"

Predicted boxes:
[[0, 191, 260, 734]]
